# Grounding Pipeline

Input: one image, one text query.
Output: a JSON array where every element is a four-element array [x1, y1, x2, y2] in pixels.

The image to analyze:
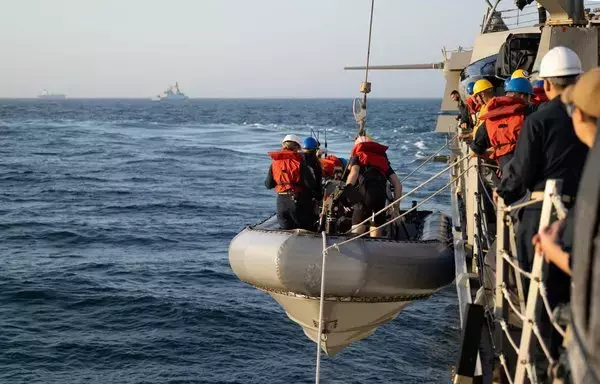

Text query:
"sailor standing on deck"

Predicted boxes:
[[470, 79, 495, 139], [470, 77, 535, 170], [265, 135, 317, 231], [496, 51, 589, 368], [465, 81, 479, 127], [535, 68, 600, 277], [346, 136, 403, 238], [531, 79, 549, 105], [496, 47, 588, 276], [450, 89, 471, 131]]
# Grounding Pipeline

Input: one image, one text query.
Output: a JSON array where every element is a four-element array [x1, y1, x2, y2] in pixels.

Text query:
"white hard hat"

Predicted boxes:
[[281, 134, 301, 146], [538, 46, 582, 78]]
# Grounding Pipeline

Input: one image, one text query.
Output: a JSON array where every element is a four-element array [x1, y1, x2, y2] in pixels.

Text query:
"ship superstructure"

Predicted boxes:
[[152, 82, 188, 101]]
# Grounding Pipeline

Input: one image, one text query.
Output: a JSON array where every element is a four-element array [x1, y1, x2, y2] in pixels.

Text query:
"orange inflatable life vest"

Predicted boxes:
[[268, 150, 304, 193], [466, 96, 480, 115], [480, 96, 527, 161], [349, 141, 390, 175], [320, 155, 343, 178]]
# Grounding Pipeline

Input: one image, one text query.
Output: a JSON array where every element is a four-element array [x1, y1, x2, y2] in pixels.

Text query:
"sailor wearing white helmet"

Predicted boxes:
[[265, 134, 317, 230], [496, 46, 589, 374]]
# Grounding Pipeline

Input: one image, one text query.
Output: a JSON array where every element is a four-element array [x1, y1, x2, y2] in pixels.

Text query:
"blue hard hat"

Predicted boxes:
[[302, 137, 319, 150], [504, 77, 511, 89], [505, 77, 534, 95], [466, 82, 475, 95], [532, 79, 544, 89], [338, 157, 348, 169]]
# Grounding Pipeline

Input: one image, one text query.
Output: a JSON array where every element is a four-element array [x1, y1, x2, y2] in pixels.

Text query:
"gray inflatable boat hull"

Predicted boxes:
[[229, 211, 454, 355]]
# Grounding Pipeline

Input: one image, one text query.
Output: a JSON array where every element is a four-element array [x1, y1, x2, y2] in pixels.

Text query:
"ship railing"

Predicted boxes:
[[482, 1, 540, 32], [492, 179, 569, 383], [498, 3, 540, 29]]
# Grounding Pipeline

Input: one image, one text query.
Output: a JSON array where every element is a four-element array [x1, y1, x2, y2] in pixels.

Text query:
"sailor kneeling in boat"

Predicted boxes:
[[320, 153, 346, 181], [346, 136, 403, 238], [266, 135, 317, 231]]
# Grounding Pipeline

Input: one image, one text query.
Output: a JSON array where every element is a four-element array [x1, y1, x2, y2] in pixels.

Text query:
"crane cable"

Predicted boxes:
[[355, 0, 376, 137]]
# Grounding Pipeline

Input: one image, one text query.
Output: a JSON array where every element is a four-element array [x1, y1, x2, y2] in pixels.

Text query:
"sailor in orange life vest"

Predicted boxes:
[[265, 135, 317, 230], [345, 136, 403, 238], [470, 77, 536, 170], [320, 153, 345, 180], [531, 79, 549, 105]]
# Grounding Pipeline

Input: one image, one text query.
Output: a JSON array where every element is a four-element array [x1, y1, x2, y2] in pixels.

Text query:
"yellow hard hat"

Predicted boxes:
[[473, 79, 494, 95], [511, 69, 529, 79]]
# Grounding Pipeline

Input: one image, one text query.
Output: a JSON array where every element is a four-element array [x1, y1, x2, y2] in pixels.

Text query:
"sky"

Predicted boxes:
[[0, 0, 485, 98]]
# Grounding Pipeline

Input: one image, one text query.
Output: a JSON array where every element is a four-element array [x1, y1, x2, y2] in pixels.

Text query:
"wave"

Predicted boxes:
[[159, 146, 255, 158]]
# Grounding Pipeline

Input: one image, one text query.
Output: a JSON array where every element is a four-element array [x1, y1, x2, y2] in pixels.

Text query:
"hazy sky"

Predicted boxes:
[[1, 0, 485, 98]]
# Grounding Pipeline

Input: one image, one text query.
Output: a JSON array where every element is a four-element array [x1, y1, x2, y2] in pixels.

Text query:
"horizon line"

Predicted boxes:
[[0, 96, 443, 101]]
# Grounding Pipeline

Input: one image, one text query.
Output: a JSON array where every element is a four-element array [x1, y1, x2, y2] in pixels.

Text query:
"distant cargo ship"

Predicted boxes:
[[152, 82, 189, 101], [38, 90, 66, 100]]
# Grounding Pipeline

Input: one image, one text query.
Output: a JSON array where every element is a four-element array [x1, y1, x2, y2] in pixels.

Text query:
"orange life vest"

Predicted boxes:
[[480, 96, 527, 161], [320, 155, 343, 178], [532, 88, 548, 105], [268, 150, 304, 193], [349, 141, 390, 176], [466, 96, 480, 115]]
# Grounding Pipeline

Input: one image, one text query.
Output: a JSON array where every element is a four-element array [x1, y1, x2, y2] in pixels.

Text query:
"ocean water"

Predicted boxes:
[[0, 99, 459, 384]]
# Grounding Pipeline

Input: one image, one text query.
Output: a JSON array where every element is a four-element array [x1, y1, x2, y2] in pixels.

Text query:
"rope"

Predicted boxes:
[[525, 363, 537, 383], [504, 198, 543, 213], [531, 322, 556, 366], [357, 0, 376, 136], [501, 10, 539, 19], [346, 154, 469, 234], [477, 171, 497, 209], [363, 0, 375, 88], [538, 283, 567, 337], [315, 232, 328, 384], [502, 287, 526, 322], [499, 354, 514, 384], [328, 163, 472, 251], [500, 250, 533, 280], [499, 319, 520, 353], [400, 136, 457, 183], [480, 163, 499, 170]]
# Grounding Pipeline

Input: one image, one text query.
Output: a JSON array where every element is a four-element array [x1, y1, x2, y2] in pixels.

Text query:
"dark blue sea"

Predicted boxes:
[[0, 99, 459, 384]]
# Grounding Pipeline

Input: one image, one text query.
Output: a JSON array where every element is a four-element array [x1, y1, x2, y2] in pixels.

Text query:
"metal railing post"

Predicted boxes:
[[514, 180, 563, 383]]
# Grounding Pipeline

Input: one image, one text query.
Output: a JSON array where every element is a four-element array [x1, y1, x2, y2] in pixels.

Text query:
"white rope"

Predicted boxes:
[[499, 354, 514, 384], [315, 232, 328, 384], [499, 319, 520, 353], [538, 283, 567, 337], [502, 287, 526, 322], [346, 154, 469, 234], [525, 363, 538, 384], [326, 163, 472, 252], [531, 322, 556, 366], [500, 250, 533, 280], [504, 198, 543, 213]]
